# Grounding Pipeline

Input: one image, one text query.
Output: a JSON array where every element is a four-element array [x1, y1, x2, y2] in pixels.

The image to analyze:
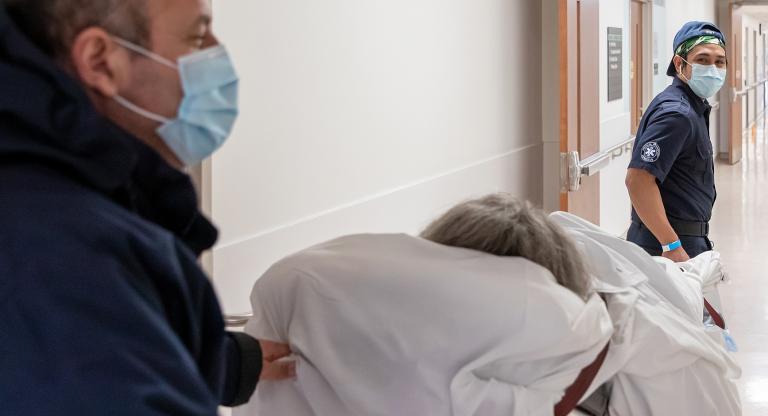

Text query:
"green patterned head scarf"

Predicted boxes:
[[675, 35, 725, 57]]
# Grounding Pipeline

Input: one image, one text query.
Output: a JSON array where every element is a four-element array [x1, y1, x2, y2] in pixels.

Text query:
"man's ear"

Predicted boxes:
[[672, 55, 683, 74], [69, 27, 130, 98]]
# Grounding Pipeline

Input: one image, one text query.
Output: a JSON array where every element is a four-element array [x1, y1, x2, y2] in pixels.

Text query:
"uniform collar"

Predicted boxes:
[[672, 76, 711, 115]]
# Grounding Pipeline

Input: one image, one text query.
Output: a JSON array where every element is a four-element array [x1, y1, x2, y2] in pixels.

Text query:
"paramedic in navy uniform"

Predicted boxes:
[[626, 21, 727, 262]]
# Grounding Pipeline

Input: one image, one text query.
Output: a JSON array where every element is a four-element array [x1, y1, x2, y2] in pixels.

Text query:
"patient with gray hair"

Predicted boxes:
[[242, 193, 613, 416], [421, 193, 592, 300], [420, 193, 741, 416]]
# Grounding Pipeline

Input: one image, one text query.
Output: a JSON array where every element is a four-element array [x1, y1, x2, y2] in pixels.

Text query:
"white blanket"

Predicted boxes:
[[677, 250, 729, 319], [236, 233, 612, 416], [549, 212, 741, 416]]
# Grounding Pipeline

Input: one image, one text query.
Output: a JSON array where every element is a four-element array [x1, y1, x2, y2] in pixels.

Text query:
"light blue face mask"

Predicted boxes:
[[112, 38, 239, 166], [679, 57, 727, 99]]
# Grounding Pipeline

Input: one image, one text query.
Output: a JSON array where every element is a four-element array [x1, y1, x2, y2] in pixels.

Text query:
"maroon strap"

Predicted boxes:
[[554, 342, 610, 416], [704, 298, 726, 329]]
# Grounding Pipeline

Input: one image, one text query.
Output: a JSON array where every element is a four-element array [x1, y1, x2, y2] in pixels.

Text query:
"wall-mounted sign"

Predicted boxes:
[[608, 27, 623, 102]]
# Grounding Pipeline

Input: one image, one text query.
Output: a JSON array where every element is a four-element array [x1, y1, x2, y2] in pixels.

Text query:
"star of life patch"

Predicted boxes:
[[641, 142, 661, 163]]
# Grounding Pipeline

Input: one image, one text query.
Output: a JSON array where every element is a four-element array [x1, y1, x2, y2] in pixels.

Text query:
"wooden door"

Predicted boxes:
[[729, 5, 743, 164], [559, 0, 600, 224], [630, 0, 644, 134]]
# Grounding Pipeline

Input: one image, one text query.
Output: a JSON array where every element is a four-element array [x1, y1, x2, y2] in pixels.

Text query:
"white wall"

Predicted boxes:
[[663, 0, 718, 75], [652, 1, 668, 95], [599, 0, 633, 235], [743, 14, 757, 128], [209, 0, 543, 313], [601, 0, 722, 234], [740, 13, 768, 129], [542, 0, 561, 213], [660, 0, 721, 152]]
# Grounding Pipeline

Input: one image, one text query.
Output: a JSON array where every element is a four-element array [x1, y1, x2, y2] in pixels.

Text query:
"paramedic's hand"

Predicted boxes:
[[663, 246, 690, 263], [259, 340, 296, 381]]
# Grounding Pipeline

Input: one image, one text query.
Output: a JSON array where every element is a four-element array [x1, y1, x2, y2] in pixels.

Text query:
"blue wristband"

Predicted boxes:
[[662, 240, 682, 252]]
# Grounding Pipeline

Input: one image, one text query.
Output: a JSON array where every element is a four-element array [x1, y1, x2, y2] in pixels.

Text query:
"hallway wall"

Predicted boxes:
[[652, 1, 668, 96], [653, 0, 716, 89], [208, 0, 544, 313], [663, 0, 718, 63], [591, 0, 721, 234], [740, 13, 768, 132], [659, 0, 721, 152], [599, 0, 632, 235]]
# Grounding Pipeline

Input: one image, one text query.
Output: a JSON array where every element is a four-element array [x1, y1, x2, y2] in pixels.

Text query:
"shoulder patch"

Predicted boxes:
[[640, 142, 661, 163], [641, 142, 661, 162]]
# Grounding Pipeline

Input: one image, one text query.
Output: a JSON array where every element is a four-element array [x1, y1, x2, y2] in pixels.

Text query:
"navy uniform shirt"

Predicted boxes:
[[629, 77, 716, 223]]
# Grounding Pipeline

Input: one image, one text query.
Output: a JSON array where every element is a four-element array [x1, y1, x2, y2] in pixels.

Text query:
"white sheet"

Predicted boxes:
[[237, 233, 612, 416], [549, 212, 741, 416], [678, 250, 729, 315], [548, 212, 703, 323]]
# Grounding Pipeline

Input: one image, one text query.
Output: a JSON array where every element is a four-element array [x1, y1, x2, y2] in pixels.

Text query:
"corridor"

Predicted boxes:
[[714, 124, 768, 416], [3, 1, 768, 415]]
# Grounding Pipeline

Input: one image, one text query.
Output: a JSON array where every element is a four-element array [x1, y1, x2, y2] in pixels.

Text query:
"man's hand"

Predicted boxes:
[[662, 246, 690, 263], [259, 340, 296, 381], [626, 169, 682, 254]]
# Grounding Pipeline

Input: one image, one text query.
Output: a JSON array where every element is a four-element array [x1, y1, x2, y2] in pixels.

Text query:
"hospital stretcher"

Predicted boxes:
[[236, 214, 739, 416]]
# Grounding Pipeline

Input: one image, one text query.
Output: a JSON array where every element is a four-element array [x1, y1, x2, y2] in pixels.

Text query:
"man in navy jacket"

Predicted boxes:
[[0, 0, 293, 414]]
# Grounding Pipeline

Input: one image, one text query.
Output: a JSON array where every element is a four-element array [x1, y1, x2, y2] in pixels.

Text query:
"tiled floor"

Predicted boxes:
[[711, 126, 768, 416]]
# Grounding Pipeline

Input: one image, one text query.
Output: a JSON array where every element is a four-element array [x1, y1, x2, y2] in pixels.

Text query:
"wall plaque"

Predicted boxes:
[[608, 27, 623, 102]]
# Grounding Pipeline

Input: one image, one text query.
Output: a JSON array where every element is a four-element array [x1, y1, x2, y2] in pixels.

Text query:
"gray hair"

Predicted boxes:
[[421, 193, 591, 300], [4, 0, 148, 59]]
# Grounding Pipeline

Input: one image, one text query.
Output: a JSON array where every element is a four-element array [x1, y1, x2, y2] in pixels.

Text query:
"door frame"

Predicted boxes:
[[731, 4, 744, 164], [558, 0, 601, 224], [630, 0, 644, 134], [190, 161, 214, 275], [716, 1, 744, 165]]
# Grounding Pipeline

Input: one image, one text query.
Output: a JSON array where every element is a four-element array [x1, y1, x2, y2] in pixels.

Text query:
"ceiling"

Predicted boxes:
[[740, 4, 768, 24]]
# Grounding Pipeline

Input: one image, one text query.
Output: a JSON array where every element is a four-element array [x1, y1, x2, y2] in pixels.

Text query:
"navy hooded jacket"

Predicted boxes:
[[0, 5, 261, 415]]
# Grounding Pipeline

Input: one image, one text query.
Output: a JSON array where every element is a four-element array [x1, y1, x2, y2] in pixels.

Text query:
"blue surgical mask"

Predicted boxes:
[[112, 38, 239, 166], [680, 57, 727, 99]]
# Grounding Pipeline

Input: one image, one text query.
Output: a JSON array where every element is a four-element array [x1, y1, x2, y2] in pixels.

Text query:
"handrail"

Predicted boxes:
[[225, 312, 253, 328], [562, 136, 636, 192], [582, 135, 636, 176], [732, 78, 768, 101], [733, 0, 768, 6]]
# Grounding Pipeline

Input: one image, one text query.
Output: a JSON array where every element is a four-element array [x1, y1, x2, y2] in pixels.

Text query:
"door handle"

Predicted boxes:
[[561, 136, 636, 192]]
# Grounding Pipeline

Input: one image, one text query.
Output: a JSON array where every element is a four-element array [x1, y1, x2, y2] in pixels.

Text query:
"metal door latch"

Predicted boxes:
[[560, 136, 636, 193], [561, 151, 582, 192]]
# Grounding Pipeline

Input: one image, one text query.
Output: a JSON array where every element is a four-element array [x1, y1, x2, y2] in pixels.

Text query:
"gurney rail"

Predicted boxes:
[[224, 312, 253, 328]]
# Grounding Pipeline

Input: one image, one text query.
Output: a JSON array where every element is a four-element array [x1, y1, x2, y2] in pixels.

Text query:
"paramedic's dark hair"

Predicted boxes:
[[421, 193, 592, 300], [3, 0, 148, 59]]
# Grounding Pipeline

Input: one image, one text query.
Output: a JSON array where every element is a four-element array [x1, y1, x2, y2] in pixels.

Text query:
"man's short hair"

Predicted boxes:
[[3, 0, 148, 59]]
